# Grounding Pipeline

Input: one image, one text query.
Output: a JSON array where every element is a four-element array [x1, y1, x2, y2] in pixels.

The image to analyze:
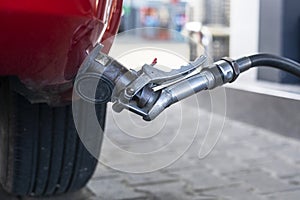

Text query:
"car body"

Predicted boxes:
[[0, 0, 122, 103]]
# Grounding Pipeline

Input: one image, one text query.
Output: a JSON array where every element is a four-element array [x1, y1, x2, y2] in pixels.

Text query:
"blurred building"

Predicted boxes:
[[257, 0, 300, 84], [186, 0, 230, 61], [120, 0, 300, 85], [203, 0, 230, 26], [121, 0, 187, 40]]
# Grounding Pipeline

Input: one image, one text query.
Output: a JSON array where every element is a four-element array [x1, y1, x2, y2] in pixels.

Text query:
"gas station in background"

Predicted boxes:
[[121, 0, 187, 40], [120, 0, 300, 85]]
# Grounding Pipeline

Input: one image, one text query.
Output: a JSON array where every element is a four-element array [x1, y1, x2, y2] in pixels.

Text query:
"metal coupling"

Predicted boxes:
[[214, 57, 240, 83]]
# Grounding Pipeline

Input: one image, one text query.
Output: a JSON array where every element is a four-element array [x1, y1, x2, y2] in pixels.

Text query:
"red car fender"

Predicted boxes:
[[0, 0, 123, 90]]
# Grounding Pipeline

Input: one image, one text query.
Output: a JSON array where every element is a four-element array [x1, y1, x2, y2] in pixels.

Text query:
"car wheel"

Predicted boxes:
[[0, 78, 106, 196]]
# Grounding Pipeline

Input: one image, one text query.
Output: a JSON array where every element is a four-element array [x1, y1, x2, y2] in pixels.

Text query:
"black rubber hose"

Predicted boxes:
[[237, 54, 300, 78]]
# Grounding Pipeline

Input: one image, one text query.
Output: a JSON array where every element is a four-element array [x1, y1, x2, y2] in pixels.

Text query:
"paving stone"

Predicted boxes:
[[88, 178, 147, 200], [122, 171, 178, 186], [193, 196, 229, 200], [222, 132, 259, 145], [93, 164, 123, 179], [226, 170, 299, 194], [242, 135, 281, 150], [200, 184, 267, 200], [266, 190, 300, 200], [163, 156, 207, 173], [168, 169, 235, 192], [275, 145, 300, 163], [226, 147, 267, 163], [22, 188, 94, 200], [242, 154, 279, 166], [200, 154, 247, 175], [253, 158, 300, 178], [287, 175, 300, 186], [213, 138, 252, 152], [135, 182, 193, 200]]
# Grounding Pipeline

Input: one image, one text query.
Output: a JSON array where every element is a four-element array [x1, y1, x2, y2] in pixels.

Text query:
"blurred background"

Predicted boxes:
[[118, 0, 300, 85]]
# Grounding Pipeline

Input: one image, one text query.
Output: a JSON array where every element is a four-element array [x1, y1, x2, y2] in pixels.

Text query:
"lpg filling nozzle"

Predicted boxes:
[[75, 44, 300, 121]]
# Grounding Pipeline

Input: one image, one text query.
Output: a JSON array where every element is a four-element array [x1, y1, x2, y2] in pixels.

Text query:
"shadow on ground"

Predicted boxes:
[[0, 185, 94, 200]]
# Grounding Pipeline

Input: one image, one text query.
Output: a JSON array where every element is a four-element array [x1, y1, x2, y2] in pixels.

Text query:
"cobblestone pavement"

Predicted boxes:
[[1, 98, 300, 200], [86, 99, 300, 200]]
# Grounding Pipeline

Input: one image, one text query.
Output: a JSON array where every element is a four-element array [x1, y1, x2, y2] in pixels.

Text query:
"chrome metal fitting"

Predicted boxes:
[[220, 57, 241, 83]]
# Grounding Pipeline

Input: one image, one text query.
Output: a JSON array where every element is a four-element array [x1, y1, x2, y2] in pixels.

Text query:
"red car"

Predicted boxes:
[[0, 0, 122, 197]]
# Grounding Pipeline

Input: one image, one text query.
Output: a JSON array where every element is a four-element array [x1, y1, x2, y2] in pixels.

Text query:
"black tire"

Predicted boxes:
[[0, 78, 106, 196]]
